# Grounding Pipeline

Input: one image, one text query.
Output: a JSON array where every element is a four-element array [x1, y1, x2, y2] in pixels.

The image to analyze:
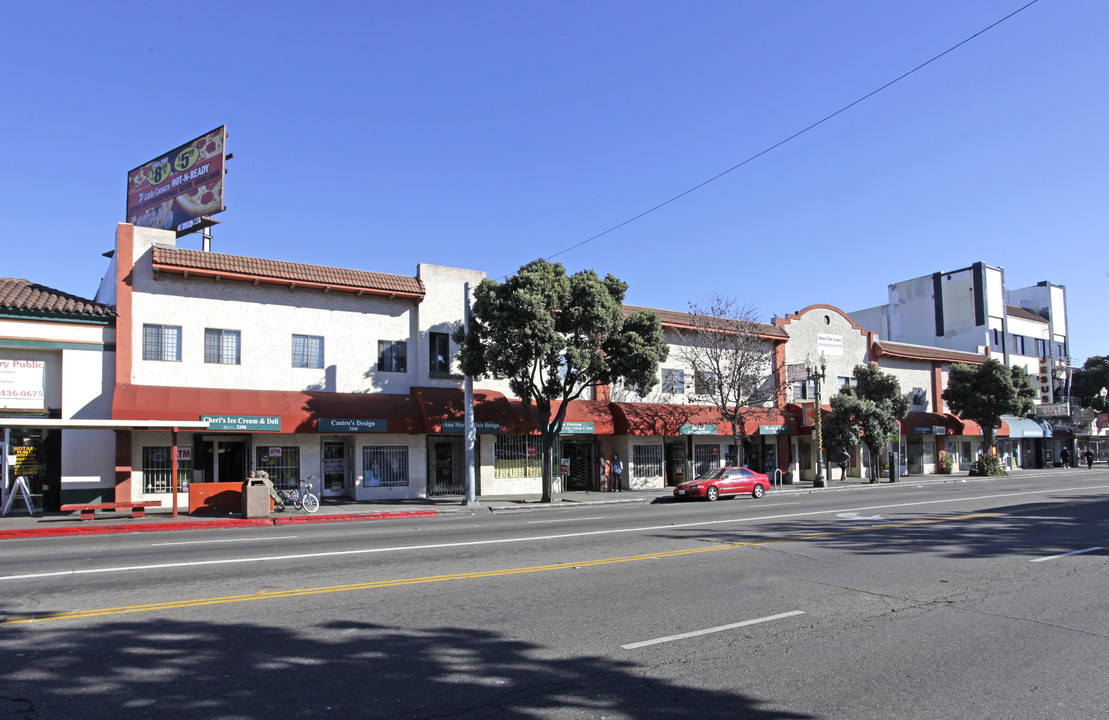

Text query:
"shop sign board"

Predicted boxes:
[[560, 422, 595, 434], [759, 424, 790, 435], [817, 334, 844, 356], [127, 126, 227, 233], [440, 420, 501, 434], [0, 359, 46, 409], [319, 418, 387, 433], [1033, 403, 1069, 417], [680, 424, 717, 435], [202, 415, 281, 431]]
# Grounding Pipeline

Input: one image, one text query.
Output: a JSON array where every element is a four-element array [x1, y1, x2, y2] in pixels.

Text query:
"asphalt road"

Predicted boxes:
[[2, 472, 1107, 719]]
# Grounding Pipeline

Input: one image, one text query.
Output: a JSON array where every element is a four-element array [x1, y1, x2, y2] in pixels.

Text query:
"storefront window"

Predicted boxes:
[[363, 446, 408, 487], [693, 444, 718, 476], [142, 446, 193, 493], [256, 446, 301, 490], [632, 445, 663, 478], [494, 435, 545, 479]]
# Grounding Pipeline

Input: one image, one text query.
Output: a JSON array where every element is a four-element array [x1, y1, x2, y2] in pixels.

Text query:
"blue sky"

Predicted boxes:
[[4, 1, 1105, 366]]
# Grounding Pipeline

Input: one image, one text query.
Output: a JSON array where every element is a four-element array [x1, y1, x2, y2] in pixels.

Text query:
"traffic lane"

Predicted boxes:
[[4, 490, 1106, 633], [1, 471, 1101, 574], [3, 506, 1105, 720], [2, 481, 1107, 612]]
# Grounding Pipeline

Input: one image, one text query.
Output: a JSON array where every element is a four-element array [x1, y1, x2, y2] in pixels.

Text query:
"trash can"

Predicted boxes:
[[242, 477, 271, 518]]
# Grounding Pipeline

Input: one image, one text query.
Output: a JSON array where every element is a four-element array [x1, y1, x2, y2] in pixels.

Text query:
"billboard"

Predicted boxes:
[[126, 126, 227, 232]]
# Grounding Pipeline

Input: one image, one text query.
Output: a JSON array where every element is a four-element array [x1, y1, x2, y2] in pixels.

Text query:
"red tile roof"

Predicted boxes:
[[150, 246, 425, 299], [624, 305, 787, 339], [872, 340, 986, 365], [0, 278, 115, 319]]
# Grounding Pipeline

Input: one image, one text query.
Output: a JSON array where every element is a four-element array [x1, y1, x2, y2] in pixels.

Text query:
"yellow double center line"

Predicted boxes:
[[0, 511, 1002, 626]]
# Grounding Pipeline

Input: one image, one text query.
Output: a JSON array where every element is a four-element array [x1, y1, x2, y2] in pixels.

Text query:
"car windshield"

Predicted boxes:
[[695, 468, 727, 480]]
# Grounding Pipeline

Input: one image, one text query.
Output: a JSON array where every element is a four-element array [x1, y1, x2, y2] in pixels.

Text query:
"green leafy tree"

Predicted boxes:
[[822, 364, 910, 483], [1071, 356, 1109, 411], [942, 359, 1028, 473], [455, 259, 668, 503]]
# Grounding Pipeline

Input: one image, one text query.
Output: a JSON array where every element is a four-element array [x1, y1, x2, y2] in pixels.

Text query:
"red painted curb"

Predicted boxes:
[[0, 510, 442, 539], [273, 511, 439, 525]]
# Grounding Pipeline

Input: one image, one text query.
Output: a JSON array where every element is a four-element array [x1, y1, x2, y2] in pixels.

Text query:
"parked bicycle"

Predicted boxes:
[[274, 476, 320, 513]]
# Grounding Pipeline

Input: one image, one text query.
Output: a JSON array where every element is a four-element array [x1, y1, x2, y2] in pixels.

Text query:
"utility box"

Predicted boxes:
[[242, 477, 271, 518]]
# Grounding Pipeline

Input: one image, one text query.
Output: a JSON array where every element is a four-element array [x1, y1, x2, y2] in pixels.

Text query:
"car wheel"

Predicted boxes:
[[706, 486, 719, 502], [752, 484, 765, 499]]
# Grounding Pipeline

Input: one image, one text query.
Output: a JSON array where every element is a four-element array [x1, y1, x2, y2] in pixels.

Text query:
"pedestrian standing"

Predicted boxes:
[[611, 453, 623, 492], [1059, 447, 1071, 469], [835, 450, 850, 481], [1084, 449, 1094, 469]]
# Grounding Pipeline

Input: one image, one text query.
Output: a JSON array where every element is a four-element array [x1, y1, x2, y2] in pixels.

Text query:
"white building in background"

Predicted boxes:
[[850, 262, 1071, 405]]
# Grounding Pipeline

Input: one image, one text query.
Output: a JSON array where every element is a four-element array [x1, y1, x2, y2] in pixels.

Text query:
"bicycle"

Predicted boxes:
[[274, 476, 320, 513]]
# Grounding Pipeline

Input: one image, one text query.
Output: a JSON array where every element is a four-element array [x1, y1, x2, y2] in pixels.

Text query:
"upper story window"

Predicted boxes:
[[292, 334, 324, 369], [205, 328, 241, 365], [429, 332, 451, 377], [1011, 334, 1026, 355], [1036, 339, 1047, 357], [990, 329, 1003, 352], [143, 324, 181, 362], [661, 368, 684, 394], [792, 380, 815, 400], [378, 340, 407, 373], [694, 370, 715, 395]]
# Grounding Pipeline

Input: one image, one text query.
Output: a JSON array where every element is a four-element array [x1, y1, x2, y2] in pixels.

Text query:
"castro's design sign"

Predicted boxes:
[[319, 418, 387, 433], [202, 415, 281, 432]]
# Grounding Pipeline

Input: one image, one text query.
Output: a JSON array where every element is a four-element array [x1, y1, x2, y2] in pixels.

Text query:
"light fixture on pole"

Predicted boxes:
[[806, 353, 828, 488]]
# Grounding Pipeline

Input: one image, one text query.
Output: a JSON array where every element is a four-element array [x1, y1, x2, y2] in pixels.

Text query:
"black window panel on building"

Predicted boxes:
[[256, 446, 301, 490], [429, 332, 451, 376], [378, 340, 407, 373], [661, 369, 684, 394], [292, 335, 324, 368], [205, 328, 241, 364], [143, 324, 181, 361], [363, 446, 409, 487]]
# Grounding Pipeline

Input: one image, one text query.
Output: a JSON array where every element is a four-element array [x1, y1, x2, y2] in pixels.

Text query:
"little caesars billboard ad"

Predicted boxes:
[[126, 127, 227, 233]]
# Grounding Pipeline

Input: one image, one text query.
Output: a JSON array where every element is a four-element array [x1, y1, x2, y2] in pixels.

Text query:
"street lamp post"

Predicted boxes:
[[807, 354, 828, 488]]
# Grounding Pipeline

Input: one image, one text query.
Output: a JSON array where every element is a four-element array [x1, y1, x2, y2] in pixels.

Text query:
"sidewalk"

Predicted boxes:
[[0, 466, 1093, 539]]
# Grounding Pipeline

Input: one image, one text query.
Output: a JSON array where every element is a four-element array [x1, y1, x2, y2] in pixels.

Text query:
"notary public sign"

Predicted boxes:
[[0, 359, 45, 409]]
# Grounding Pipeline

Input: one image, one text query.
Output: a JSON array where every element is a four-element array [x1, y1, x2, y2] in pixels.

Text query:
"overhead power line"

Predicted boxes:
[[540, 0, 1041, 265]]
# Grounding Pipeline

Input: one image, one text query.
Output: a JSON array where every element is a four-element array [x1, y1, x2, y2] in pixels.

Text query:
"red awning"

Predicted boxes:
[[900, 412, 964, 436], [113, 384, 425, 434], [611, 403, 787, 436], [549, 399, 616, 434], [411, 386, 536, 435]]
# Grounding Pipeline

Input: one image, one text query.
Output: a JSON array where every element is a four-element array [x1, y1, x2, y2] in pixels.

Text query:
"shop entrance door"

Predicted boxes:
[[908, 441, 924, 475], [664, 442, 687, 486], [561, 441, 592, 490], [428, 437, 465, 497], [196, 436, 250, 483], [321, 440, 350, 497]]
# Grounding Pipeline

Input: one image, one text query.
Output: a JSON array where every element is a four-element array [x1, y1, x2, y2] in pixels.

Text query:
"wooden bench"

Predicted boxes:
[[60, 501, 163, 521]]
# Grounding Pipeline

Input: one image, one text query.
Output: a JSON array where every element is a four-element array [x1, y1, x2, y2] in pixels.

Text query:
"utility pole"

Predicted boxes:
[[463, 283, 478, 506]]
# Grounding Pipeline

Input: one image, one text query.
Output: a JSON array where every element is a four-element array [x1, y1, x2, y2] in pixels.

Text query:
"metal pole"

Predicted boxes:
[[812, 361, 826, 488], [463, 283, 478, 506]]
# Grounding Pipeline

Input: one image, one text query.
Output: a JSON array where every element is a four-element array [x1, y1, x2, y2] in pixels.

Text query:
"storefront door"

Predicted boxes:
[[321, 440, 350, 497], [428, 437, 465, 496], [561, 441, 593, 490], [664, 442, 687, 486], [196, 436, 250, 483]]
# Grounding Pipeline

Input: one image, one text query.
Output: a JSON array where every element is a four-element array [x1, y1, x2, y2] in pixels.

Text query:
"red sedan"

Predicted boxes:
[[673, 466, 770, 501]]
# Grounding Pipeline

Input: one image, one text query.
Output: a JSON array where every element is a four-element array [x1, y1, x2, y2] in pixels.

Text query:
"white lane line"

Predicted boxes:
[[4, 484, 1108, 582], [527, 516, 607, 524], [1030, 547, 1103, 562], [622, 611, 805, 650], [150, 536, 299, 547]]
